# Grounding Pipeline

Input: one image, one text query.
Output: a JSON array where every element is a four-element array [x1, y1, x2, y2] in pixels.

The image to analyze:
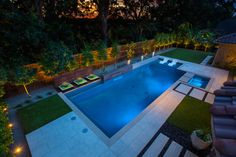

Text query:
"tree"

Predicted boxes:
[[142, 40, 152, 58], [81, 43, 94, 67], [111, 41, 120, 68], [118, 0, 162, 39], [92, 0, 110, 46], [97, 42, 108, 72], [126, 42, 136, 64], [13, 67, 36, 97], [40, 41, 74, 76], [199, 30, 215, 52], [0, 68, 7, 98], [0, 102, 13, 157]]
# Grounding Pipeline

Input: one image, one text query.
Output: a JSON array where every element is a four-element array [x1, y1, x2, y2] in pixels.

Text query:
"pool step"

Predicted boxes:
[[141, 133, 198, 157], [143, 133, 169, 157]]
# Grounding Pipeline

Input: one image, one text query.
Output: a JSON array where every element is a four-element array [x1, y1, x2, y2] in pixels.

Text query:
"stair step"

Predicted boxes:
[[143, 133, 169, 157], [163, 141, 183, 157]]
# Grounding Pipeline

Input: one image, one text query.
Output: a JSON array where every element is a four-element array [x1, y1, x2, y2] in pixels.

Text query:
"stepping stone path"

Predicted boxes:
[[141, 133, 198, 157]]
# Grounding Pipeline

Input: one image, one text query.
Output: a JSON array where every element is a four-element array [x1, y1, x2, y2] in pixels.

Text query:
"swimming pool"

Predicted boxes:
[[66, 62, 185, 138], [188, 75, 210, 88]]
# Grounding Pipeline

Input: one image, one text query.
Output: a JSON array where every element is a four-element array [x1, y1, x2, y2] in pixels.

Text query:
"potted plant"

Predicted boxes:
[[191, 129, 212, 150]]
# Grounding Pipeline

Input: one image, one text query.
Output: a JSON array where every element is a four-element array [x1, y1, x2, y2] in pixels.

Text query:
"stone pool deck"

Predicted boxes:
[[18, 53, 228, 157]]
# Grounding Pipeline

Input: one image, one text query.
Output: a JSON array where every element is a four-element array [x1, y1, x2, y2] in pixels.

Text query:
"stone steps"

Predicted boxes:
[[141, 133, 198, 157]]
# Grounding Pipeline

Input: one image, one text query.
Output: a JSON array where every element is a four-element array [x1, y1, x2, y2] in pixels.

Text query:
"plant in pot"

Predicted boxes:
[[191, 129, 212, 150]]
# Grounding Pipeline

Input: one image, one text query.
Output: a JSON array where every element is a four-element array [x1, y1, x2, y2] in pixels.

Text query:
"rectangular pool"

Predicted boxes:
[[66, 62, 185, 138]]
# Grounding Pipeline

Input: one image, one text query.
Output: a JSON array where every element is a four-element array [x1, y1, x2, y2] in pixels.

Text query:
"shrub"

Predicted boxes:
[[0, 102, 13, 156]]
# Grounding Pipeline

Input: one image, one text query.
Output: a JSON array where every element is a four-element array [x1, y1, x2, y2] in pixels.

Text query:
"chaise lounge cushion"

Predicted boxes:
[[225, 106, 236, 115], [214, 125, 236, 139], [210, 106, 236, 116], [214, 89, 236, 96], [214, 138, 236, 157], [224, 81, 236, 87], [210, 106, 227, 115], [213, 116, 236, 126]]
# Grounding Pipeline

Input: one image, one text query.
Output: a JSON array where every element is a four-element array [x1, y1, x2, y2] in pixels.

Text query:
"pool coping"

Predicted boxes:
[[59, 57, 187, 146]]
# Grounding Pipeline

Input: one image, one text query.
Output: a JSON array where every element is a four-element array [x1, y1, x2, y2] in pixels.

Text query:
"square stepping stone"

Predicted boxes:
[[175, 84, 192, 95], [204, 93, 215, 104], [143, 133, 169, 157], [163, 141, 183, 157], [184, 150, 198, 157], [189, 88, 206, 100], [179, 76, 191, 82]]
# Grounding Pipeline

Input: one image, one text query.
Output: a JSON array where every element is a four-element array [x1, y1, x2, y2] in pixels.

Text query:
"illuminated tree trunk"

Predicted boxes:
[[23, 84, 31, 97]]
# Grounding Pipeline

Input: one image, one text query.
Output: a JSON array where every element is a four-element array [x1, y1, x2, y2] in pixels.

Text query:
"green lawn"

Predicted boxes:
[[18, 95, 71, 134], [160, 48, 214, 63], [167, 96, 211, 134]]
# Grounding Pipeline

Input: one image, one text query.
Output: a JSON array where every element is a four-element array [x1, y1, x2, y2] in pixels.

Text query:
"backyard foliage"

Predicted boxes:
[[13, 67, 37, 96], [18, 95, 72, 134], [81, 43, 94, 67], [167, 96, 211, 134], [0, 102, 13, 156], [40, 41, 74, 75]]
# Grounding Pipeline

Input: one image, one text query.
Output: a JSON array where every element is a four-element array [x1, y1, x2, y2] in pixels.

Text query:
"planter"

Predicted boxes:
[[190, 130, 212, 150]]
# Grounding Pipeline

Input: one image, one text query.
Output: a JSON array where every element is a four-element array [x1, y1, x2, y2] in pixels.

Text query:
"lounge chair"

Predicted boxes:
[[168, 60, 177, 66], [159, 58, 168, 64], [221, 86, 236, 89], [214, 138, 236, 157], [73, 77, 88, 86], [213, 96, 236, 107], [214, 89, 236, 96], [86, 74, 100, 81], [210, 106, 236, 115], [223, 81, 236, 87], [214, 125, 236, 139], [58, 82, 74, 91]]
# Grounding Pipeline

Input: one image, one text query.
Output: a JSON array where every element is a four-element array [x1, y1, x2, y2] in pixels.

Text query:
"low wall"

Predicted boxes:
[[54, 67, 93, 86], [102, 65, 132, 81]]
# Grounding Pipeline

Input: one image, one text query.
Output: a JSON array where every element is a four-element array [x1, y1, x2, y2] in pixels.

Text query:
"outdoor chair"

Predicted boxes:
[[214, 138, 236, 157]]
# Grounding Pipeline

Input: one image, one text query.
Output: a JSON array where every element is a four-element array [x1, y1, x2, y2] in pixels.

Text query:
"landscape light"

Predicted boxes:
[[8, 123, 13, 128], [14, 146, 22, 154], [3, 107, 7, 111]]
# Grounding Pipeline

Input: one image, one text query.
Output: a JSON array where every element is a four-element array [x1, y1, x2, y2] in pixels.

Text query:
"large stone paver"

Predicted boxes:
[[143, 133, 169, 157], [175, 84, 192, 95], [163, 141, 183, 157], [189, 88, 206, 100], [26, 112, 109, 157], [204, 93, 215, 104]]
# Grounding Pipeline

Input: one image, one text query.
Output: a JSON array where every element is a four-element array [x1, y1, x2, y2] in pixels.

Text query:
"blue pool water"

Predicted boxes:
[[66, 62, 185, 137], [188, 75, 210, 88]]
